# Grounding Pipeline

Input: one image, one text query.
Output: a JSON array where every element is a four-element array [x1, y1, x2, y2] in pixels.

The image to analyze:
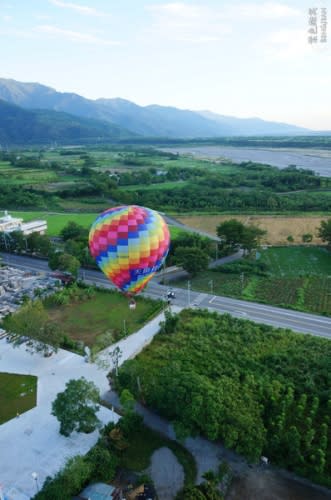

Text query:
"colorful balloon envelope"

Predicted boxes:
[[89, 205, 170, 295]]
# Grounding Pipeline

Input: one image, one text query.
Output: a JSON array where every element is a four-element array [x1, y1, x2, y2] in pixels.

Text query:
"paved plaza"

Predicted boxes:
[[0, 310, 168, 499]]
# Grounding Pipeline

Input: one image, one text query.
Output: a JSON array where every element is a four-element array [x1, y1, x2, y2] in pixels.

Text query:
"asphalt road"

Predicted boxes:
[[1, 252, 330, 339]]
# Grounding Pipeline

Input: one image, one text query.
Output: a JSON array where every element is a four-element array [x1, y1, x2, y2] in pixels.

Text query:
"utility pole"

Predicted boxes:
[[187, 280, 191, 306], [209, 279, 213, 294], [240, 272, 245, 293]]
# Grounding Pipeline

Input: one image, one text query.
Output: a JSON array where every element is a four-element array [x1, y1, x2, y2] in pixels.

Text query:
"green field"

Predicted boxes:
[[0, 373, 37, 424], [46, 289, 162, 349], [10, 211, 97, 236], [121, 180, 189, 191], [260, 246, 331, 277], [174, 246, 331, 315], [9, 211, 186, 240]]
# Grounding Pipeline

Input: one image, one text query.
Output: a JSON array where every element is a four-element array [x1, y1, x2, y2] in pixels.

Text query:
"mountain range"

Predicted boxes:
[[0, 77, 313, 144]]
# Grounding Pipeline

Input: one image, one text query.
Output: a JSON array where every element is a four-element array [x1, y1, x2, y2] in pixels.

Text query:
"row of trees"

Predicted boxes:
[[2, 217, 329, 282], [118, 185, 331, 213]]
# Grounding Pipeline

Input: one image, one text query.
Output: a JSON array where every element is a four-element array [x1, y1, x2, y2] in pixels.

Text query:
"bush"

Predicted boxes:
[[86, 445, 118, 482], [32, 456, 92, 500], [213, 260, 268, 276]]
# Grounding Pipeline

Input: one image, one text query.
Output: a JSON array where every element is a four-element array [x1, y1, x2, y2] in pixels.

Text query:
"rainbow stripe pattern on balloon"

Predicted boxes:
[[88, 205, 170, 295]]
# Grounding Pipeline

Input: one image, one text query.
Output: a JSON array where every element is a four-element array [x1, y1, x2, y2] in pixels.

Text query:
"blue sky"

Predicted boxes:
[[1, 1, 330, 129]]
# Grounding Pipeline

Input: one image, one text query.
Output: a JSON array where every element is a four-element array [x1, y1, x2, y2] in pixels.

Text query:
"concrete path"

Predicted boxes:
[[0, 338, 119, 499], [0, 309, 170, 499], [148, 447, 184, 500], [97, 307, 181, 369]]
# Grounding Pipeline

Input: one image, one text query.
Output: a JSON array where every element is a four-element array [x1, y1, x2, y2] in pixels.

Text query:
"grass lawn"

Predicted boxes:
[[117, 423, 196, 486], [10, 211, 97, 236], [0, 372, 37, 424], [122, 181, 189, 192], [46, 289, 162, 349], [8, 210, 185, 240]]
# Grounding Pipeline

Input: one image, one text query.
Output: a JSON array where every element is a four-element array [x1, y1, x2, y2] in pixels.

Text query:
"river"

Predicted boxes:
[[161, 146, 331, 177]]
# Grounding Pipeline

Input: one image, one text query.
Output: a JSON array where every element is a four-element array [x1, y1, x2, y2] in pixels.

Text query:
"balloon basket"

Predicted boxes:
[[129, 299, 136, 311]]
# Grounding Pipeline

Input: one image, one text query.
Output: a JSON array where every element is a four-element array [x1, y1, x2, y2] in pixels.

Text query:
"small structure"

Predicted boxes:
[[126, 484, 155, 500], [0, 211, 47, 235], [76, 482, 121, 499]]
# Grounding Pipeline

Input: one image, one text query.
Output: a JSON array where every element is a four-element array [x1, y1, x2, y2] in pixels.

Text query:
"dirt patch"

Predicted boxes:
[[226, 468, 331, 500], [177, 215, 329, 246]]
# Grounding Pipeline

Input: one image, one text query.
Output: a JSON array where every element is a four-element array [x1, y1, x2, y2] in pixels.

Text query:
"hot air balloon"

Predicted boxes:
[[88, 205, 170, 296]]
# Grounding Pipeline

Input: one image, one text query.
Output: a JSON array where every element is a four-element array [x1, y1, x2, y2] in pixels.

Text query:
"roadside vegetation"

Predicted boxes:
[[116, 309, 331, 487], [0, 372, 37, 424]]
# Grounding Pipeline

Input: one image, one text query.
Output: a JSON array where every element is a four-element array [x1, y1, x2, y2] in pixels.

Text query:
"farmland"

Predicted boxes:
[[177, 214, 329, 245], [0, 372, 37, 424], [1, 146, 330, 315], [1, 146, 331, 214], [173, 246, 331, 315]]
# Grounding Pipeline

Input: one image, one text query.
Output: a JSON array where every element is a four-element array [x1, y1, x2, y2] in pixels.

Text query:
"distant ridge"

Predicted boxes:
[[0, 99, 134, 144], [0, 77, 312, 138]]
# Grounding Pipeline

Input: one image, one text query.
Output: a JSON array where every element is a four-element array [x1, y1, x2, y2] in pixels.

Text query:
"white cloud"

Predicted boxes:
[[263, 28, 312, 59], [2, 15, 12, 22], [49, 0, 106, 17], [0, 27, 37, 38], [145, 2, 230, 43], [35, 14, 52, 20], [147, 2, 202, 18], [144, 1, 300, 43], [35, 25, 120, 45], [235, 2, 301, 19]]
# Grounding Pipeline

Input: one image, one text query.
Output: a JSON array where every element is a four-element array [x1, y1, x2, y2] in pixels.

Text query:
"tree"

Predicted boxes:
[[302, 233, 313, 243], [3, 300, 62, 355], [120, 388, 135, 414], [216, 219, 245, 250], [217, 219, 266, 254], [86, 445, 118, 481], [57, 253, 80, 277], [48, 251, 80, 277], [109, 346, 122, 376], [318, 219, 331, 246], [27, 232, 52, 256], [240, 225, 266, 254], [51, 377, 101, 436], [175, 246, 209, 276], [60, 221, 87, 241]]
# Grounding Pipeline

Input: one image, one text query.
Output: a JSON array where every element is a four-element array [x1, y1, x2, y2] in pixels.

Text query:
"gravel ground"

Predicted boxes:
[[148, 447, 184, 500], [226, 468, 331, 500]]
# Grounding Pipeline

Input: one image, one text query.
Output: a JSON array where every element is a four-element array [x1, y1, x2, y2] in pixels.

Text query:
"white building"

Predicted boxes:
[[0, 211, 47, 235]]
